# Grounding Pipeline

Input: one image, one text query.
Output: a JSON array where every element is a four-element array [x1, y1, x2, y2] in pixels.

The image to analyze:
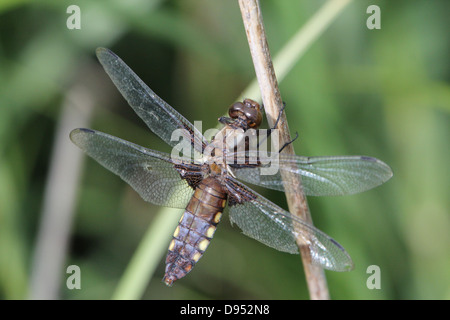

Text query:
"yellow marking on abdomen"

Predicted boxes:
[[213, 212, 222, 224], [198, 239, 210, 252], [173, 226, 180, 238], [206, 225, 216, 238]]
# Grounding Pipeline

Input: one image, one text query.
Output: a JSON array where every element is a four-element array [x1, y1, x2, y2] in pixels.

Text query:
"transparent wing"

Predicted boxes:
[[227, 151, 393, 196], [225, 177, 353, 271], [70, 128, 202, 208], [96, 47, 207, 155]]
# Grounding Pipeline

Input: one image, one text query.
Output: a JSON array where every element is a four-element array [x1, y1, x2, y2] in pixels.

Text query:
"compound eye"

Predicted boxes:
[[243, 99, 260, 110], [243, 99, 262, 128], [229, 102, 245, 118], [246, 109, 262, 128]]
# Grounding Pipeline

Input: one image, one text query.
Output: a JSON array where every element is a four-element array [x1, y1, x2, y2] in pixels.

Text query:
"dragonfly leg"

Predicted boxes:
[[257, 101, 287, 149], [278, 131, 299, 153]]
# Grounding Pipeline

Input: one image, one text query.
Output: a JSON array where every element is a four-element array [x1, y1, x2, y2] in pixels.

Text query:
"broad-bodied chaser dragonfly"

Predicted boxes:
[[70, 48, 393, 286]]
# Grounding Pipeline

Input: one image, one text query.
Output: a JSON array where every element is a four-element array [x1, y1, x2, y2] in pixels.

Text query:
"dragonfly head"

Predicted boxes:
[[228, 99, 262, 129]]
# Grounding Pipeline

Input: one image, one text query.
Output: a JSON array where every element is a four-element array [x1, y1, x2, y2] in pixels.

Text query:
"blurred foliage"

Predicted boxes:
[[0, 0, 449, 300]]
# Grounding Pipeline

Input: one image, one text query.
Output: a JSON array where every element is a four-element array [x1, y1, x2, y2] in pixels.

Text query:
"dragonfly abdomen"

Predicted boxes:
[[164, 177, 227, 286]]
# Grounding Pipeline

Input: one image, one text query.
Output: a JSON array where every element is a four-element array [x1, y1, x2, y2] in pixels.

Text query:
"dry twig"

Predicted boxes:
[[238, 0, 330, 299]]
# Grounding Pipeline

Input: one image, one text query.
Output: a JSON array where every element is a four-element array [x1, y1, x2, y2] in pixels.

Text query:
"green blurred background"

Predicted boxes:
[[0, 0, 449, 300]]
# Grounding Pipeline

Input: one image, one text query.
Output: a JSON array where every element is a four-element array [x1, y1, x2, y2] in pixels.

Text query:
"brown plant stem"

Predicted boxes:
[[237, 0, 330, 300]]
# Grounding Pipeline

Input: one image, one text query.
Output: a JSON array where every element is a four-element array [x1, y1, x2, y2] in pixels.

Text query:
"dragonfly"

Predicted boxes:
[[70, 48, 393, 286]]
